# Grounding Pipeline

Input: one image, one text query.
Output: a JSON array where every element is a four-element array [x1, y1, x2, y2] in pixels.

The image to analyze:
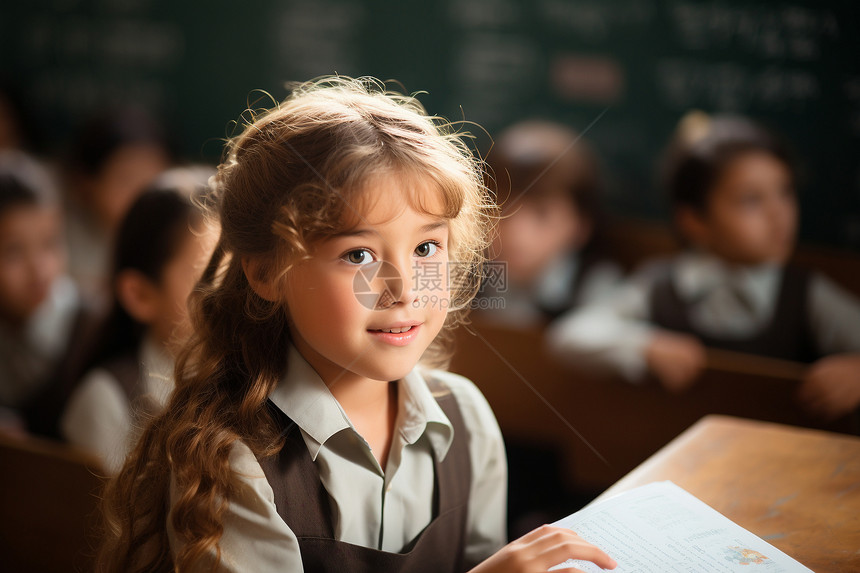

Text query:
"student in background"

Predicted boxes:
[[548, 112, 860, 420], [481, 120, 621, 327], [62, 108, 171, 304], [61, 167, 214, 474], [0, 151, 82, 434]]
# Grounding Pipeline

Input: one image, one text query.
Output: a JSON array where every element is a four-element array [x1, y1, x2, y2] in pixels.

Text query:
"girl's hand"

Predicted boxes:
[[645, 331, 706, 393], [470, 525, 617, 573]]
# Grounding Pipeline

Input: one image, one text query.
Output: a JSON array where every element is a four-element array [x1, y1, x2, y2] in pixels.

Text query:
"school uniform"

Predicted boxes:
[[478, 251, 622, 327], [167, 344, 507, 572], [547, 250, 860, 381], [61, 336, 174, 473], [0, 276, 81, 410]]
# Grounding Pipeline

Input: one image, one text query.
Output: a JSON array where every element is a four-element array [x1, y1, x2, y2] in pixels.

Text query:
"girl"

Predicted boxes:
[[98, 77, 617, 572], [62, 169, 213, 474]]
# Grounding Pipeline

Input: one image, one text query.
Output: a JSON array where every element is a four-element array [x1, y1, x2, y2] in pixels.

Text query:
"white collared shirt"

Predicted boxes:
[[61, 336, 174, 473], [672, 251, 781, 337], [167, 344, 507, 572], [547, 251, 860, 380]]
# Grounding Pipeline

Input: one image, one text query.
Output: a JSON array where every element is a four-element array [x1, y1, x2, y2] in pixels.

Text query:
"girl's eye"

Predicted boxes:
[[343, 249, 373, 265], [415, 241, 438, 258]]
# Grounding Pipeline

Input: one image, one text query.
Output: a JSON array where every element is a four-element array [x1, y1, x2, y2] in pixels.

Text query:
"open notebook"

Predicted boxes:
[[551, 481, 812, 572]]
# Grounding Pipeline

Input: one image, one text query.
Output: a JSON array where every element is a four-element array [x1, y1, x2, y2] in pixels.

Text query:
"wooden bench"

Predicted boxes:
[[449, 321, 857, 493], [0, 433, 106, 573]]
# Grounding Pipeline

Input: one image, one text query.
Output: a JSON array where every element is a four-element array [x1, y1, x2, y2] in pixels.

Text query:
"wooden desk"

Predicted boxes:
[[596, 415, 860, 573]]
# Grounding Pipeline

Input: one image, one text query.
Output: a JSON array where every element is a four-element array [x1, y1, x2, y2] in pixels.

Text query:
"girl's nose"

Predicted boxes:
[[365, 259, 418, 309], [393, 259, 420, 306]]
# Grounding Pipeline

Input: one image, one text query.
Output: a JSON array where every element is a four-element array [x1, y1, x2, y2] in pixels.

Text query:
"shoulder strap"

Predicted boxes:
[[259, 400, 336, 539], [103, 351, 143, 404], [422, 375, 472, 541]]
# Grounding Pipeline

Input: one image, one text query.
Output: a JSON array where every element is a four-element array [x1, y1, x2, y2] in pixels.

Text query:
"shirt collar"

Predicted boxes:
[[269, 345, 455, 462], [399, 367, 455, 461], [673, 250, 782, 313], [268, 344, 353, 460]]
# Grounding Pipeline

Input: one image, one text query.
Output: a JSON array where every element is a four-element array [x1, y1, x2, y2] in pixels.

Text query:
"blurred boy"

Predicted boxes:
[[0, 151, 83, 433], [548, 113, 860, 420]]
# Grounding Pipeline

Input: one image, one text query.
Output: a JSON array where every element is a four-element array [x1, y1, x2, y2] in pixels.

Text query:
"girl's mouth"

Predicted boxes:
[[368, 324, 421, 346], [376, 326, 414, 333]]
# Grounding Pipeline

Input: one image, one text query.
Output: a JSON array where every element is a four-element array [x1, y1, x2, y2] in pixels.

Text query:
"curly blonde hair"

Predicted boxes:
[[97, 76, 496, 572]]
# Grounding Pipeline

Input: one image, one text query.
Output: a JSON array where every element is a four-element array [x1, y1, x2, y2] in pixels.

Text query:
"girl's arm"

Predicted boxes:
[[60, 368, 132, 474], [166, 441, 304, 572], [443, 372, 508, 566]]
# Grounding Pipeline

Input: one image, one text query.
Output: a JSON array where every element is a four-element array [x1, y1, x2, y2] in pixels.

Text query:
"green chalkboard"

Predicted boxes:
[[2, 0, 859, 249]]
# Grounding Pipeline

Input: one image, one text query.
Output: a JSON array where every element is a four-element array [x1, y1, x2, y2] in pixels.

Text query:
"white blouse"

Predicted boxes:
[[61, 336, 174, 474]]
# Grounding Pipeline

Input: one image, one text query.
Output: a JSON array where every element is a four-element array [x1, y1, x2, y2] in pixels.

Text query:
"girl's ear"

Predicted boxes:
[[241, 256, 281, 302], [115, 269, 160, 325]]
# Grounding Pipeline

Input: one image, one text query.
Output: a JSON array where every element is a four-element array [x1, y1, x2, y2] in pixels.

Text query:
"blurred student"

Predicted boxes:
[[481, 120, 621, 326], [62, 108, 171, 304], [548, 113, 860, 420], [61, 168, 214, 473], [0, 151, 82, 433]]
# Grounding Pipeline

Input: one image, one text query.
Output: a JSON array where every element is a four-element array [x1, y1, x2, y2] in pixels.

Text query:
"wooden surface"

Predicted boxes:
[[0, 432, 106, 573], [596, 415, 860, 573]]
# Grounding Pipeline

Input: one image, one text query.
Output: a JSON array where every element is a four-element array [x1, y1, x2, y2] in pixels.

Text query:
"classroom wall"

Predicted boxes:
[[2, 0, 858, 250]]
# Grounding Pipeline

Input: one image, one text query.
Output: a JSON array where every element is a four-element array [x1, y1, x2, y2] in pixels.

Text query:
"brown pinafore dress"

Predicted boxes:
[[258, 378, 473, 573]]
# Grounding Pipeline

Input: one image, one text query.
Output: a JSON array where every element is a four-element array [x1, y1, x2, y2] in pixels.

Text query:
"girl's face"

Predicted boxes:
[[282, 175, 451, 386], [134, 229, 212, 349], [683, 151, 797, 265]]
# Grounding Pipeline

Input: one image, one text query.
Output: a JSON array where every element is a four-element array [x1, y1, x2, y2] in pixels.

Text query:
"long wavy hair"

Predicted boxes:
[[96, 76, 496, 572]]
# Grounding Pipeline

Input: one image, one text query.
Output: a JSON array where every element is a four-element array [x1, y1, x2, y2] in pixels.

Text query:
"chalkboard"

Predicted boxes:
[[2, 0, 858, 249]]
